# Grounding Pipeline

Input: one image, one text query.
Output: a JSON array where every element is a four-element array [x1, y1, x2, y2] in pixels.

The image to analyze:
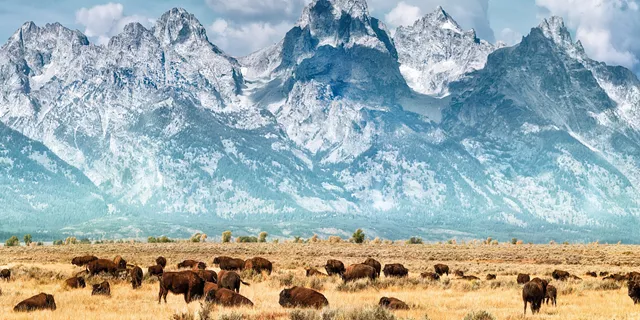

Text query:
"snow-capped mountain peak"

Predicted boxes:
[[153, 7, 209, 46], [298, 0, 370, 28]]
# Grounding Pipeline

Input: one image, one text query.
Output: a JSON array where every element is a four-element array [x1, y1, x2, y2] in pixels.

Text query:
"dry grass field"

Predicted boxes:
[[0, 242, 639, 319]]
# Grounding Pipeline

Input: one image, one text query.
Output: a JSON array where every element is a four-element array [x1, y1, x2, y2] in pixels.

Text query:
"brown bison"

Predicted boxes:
[[92, 281, 111, 296], [205, 287, 254, 307], [86, 259, 120, 276], [1, 268, 11, 281], [546, 284, 557, 306], [434, 264, 449, 276], [148, 265, 164, 277], [517, 273, 531, 284], [629, 279, 640, 304], [13, 293, 56, 312], [486, 274, 497, 280], [65, 276, 86, 289], [461, 275, 480, 281], [586, 271, 597, 278], [383, 264, 408, 278], [628, 271, 640, 280], [131, 266, 143, 289], [244, 257, 273, 275], [570, 275, 583, 281], [600, 271, 609, 277], [363, 258, 381, 277], [454, 270, 465, 277], [421, 272, 440, 281], [213, 256, 245, 271], [196, 269, 218, 283], [342, 264, 377, 282], [279, 286, 329, 309], [71, 255, 98, 267], [523, 278, 548, 315], [177, 260, 201, 269], [204, 282, 219, 297], [325, 259, 346, 276], [379, 297, 409, 310], [113, 256, 127, 269], [156, 256, 167, 268], [604, 273, 628, 281], [305, 267, 327, 277], [158, 271, 205, 304], [552, 269, 570, 281], [217, 270, 250, 293], [196, 262, 207, 270]]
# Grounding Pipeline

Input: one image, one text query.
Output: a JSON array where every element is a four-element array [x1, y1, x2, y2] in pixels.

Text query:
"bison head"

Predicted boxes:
[[213, 257, 220, 264], [78, 277, 86, 288], [45, 294, 57, 310], [379, 297, 391, 307], [279, 288, 292, 306]]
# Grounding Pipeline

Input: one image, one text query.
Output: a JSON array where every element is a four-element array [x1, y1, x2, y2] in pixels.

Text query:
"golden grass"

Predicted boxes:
[[0, 242, 639, 319]]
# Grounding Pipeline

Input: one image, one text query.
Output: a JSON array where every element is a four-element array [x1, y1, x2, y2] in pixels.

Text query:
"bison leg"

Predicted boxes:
[[158, 287, 163, 304], [523, 301, 527, 315]]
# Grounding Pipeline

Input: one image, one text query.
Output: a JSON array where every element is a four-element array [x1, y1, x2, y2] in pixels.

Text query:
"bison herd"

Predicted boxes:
[[3, 255, 640, 316]]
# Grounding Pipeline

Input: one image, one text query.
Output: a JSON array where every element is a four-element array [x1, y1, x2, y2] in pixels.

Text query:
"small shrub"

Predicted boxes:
[[190, 233, 203, 243], [351, 229, 365, 244], [53, 240, 64, 246], [197, 302, 213, 320], [147, 236, 157, 243], [23, 234, 32, 246], [79, 238, 91, 244], [172, 311, 195, 320], [222, 231, 232, 243], [511, 238, 518, 245], [328, 236, 342, 243], [5, 236, 19, 247], [406, 237, 423, 244], [336, 279, 372, 292], [273, 239, 280, 244], [293, 236, 304, 244], [258, 232, 268, 243], [237, 236, 258, 243], [307, 277, 326, 291], [35, 242, 43, 246], [218, 312, 244, 320], [157, 236, 173, 243], [321, 306, 396, 320], [371, 237, 381, 244], [64, 237, 77, 245], [290, 309, 320, 320], [463, 310, 496, 320]]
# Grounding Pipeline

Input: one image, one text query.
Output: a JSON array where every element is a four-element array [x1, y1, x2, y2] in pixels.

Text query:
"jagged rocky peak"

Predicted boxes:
[[153, 7, 209, 46], [537, 16, 576, 48], [297, 0, 370, 28]]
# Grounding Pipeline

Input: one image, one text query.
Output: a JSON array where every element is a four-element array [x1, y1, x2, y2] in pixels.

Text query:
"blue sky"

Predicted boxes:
[[0, 0, 638, 74]]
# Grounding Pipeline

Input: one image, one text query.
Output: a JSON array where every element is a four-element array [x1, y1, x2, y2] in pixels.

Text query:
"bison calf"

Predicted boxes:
[[65, 276, 86, 289], [131, 266, 143, 289], [92, 281, 111, 296], [379, 297, 409, 310], [325, 259, 345, 276], [1, 268, 11, 281], [523, 278, 548, 315], [13, 293, 56, 312], [279, 286, 329, 309], [546, 284, 557, 306], [383, 264, 408, 278]]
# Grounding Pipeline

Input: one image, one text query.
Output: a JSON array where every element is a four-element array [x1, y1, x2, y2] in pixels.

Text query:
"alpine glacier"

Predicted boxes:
[[0, 0, 639, 242]]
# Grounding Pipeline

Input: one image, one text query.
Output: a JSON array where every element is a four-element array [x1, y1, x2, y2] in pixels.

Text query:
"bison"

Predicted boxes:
[[363, 258, 381, 277], [131, 266, 143, 289], [195, 269, 218, 283], [148, 265, 164, 277], [586, 271, 597, 278], [342, 264, 377, 282], [244, 257, 273, 275], [217, 270, 250, 293], [1, 268, 11, 281], [71, 255, 98, 267], [305, 267, 327, 277], [13, 293, 56, 312], [545, 284, 557, 306], [204, 282, 219, 297], [383, 264, 408, 278], [421, 272, 440, 281], [86, 259, 120, 276], [113, 256, 127, 269], [379, 297, 409, 310], [629, 279, 640, 304], [213, 256, 245, 271], [158, 271, 205, 304], [628, 272, 640, 281], [177, 260, 201, 269], [604, 274, 628, 282], [156, 256, 167, 268], [600, 271, 610, 277], [92, 281, 111, 296], [570, 275, 583, 281], [279, 286, 329, 309], [461, 275, 480, 281], [517, 273, 531, 284], [65, 276, 86, 289], [486, 274, 497, 280], [205, 287, 254, 307], [552, 269, 571, 281], [523, 278, 548, 315], [434, 264, 449, 276], [325, 259, 346, 276]]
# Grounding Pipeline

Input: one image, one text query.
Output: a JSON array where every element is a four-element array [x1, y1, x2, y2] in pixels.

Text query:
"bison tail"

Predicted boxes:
[[241, 280, 250, 286]]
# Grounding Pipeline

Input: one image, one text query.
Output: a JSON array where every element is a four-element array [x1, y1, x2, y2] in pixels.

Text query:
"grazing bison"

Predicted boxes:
[[65, 276, 86, 289], [454, 270, 465, 277], [363, 258, 381, 277], [1, 268, 11, 281], [71, 255, 98, 267], [92, 281, 111, 296], [217, 270, 250, 293], [156, 256, 167, 268], [629, 279, 640, 304], [213, 256, 245, 271], [177, 260, 201, 269], [13, 293, 56, 312], [342, 264, 377, 282], [113, 256, 127, 269], [586, 271, 597, 278], [196, 269, 218, 283], [486, 274, 497, 280], [148, 265, 164, 277], [434, 264, 449, 276], [305, 267, 327, 277], [517, 274, 531, 284], [196, 262, 207, 270], [379, 297, 409, 310], [205, 287, 254, 307], [131, 266, 143, 289], [600, 271, 610, 277], [421, 272, 440, 281], [204, 282, 219, 297], [604, 274, 628, 281], [546, 285, 557, 306], [325, 259, 346, 276], [523, 278, 548, 315], [86, 259, 120, 276], [244, 257, 273, 275], [552, 270, 571, 281], [159, 271, 205, 304], [279, 286, 329, 309], [461, 275, 480, 281], [383, 264, 408, 278]]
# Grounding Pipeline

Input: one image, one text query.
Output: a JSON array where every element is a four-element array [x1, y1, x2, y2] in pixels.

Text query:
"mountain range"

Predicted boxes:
[[1, 0, 639, 242]]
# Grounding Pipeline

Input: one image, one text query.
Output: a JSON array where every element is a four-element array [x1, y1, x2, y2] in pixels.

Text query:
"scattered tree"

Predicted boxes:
[[148, 236, 157, 243], [352, 229, 365, 244], [53, 239, 64, 246], [222, 231, 232, 243], [237, 236, 258, 243], [328, 236, 342, 243], [511, 238, 518, 245], [5, 236, 19, 247], [79, 238, 91, 244], [406, 237, 423, 244], [258, 232, 268, 243], [23, 234, 32, 246], [190, 233, 203, 243]]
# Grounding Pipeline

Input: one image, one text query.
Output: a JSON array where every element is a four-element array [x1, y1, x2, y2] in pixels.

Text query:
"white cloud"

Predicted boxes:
[[498, 27, 522, 45], [385, 2, 423, 28], [208, 19, 292, 56], [206, 0, 310, 22], [75, 2, 153, 45], [536, 0, 640, 69]]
